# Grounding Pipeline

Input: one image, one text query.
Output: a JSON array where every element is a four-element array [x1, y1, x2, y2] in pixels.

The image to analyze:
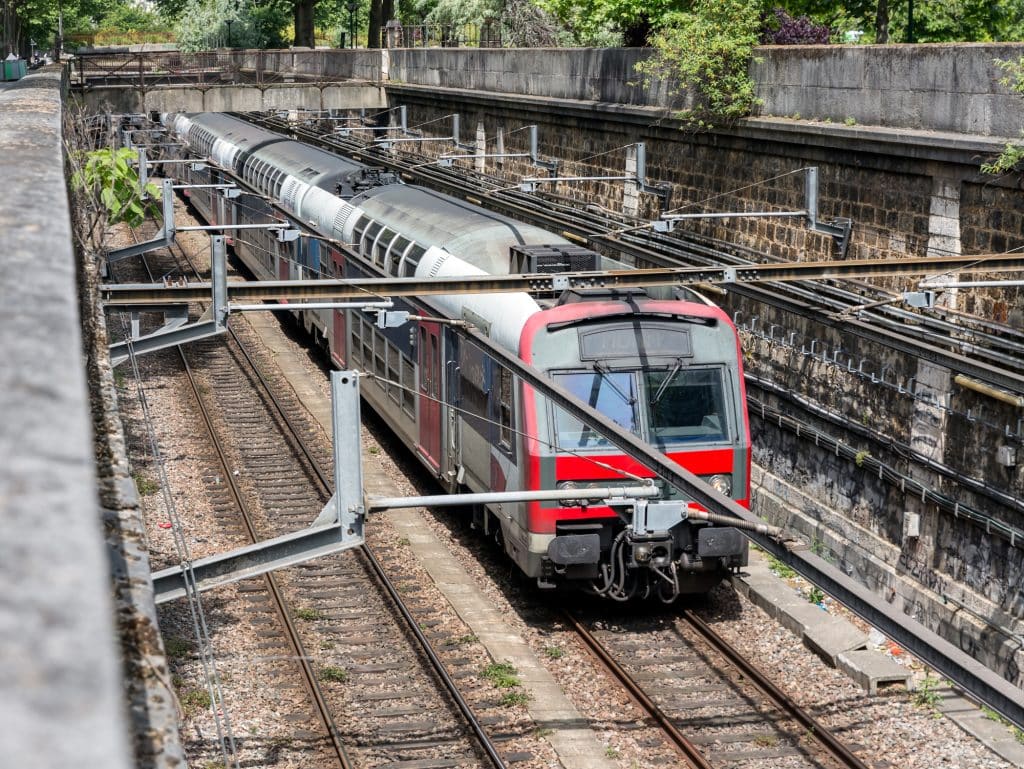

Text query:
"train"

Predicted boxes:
[[160, 111, 752, 602]]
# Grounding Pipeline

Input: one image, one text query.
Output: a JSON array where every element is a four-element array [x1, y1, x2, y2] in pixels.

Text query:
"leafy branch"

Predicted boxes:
[[72, 146, 161, 227], [982, 57, 1024, 175], [635, 0, 762, 130]]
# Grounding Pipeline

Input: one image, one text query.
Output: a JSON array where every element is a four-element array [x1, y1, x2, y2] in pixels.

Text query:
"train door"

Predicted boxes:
[[417, 321, 442, 472], [444, 329, 461, 488]]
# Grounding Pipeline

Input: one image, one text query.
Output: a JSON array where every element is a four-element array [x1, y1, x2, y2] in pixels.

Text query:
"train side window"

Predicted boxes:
[[362, 222, 383, 261], [371, 227, 392, 267], [498, 368, 513, 449], [387, 235, 410, 275], [352, 218, 368, 247], [350, 314, 362, 364], [401, 356, 416, 417], [374, 329, 387, 384], [420, 327, 429, 393], [387, 342, 401, 404], [361, 316, 373, 366], [402, 245, 425, 278]]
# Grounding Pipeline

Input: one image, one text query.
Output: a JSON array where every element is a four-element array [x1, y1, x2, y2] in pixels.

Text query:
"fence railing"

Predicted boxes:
[[72, 50, 345, 88], [380, 22, 503, 49]]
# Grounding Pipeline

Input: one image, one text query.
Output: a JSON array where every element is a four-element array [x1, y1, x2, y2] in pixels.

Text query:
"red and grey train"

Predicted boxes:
[[163, 111, 751, 601]]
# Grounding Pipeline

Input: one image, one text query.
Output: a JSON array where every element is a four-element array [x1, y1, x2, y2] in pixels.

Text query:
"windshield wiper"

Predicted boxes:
[[593, 361, 636, 408], [650, 358, 686, 407]]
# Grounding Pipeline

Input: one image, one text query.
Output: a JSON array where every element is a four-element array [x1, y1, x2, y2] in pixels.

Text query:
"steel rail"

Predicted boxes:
[[222, 312, 509, 769], [561, 611, 712, 769], [678, 609, 871, 769], [178, 345, 353, 769], [133, 232, 354, 769]]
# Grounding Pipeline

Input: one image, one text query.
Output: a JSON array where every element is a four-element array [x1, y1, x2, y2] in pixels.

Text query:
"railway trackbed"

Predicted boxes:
[[111, 218, 509, 769], [180, 324, 504, 768], [565, 608, 870, 769]]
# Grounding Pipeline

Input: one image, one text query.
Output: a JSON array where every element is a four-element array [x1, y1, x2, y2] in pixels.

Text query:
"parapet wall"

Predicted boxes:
[[380, 43, 1024, 137]]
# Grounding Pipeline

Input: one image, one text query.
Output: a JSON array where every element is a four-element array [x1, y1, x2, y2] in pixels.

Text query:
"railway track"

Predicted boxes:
[[111, 217, 507, 769], [565, 607, 871, 769]]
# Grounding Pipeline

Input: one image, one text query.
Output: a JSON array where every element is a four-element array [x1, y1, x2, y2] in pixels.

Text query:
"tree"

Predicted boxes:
[[636, 0, 762, 128], [176, 0, 288, 50], [536, 0, 684, 46]]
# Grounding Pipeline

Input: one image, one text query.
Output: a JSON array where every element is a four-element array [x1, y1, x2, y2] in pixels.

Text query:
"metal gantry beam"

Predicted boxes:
[[102, 251, 1024, 306]]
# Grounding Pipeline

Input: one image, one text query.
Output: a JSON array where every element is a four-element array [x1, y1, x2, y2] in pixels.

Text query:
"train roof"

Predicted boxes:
[[247, 139, 368, 193], [353, 184, 570, 275], [185, 113, 367, 194], [185, 112, 286, 156]]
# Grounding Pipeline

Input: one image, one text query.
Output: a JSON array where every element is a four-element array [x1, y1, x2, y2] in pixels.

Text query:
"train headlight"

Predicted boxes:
[[556, 481, 581, 507], [702, 474, 732, 496]]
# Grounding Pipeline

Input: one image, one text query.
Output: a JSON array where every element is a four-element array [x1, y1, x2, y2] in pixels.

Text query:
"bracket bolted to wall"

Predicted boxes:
[[519, 142, 655, 194], [151, 371, 366, 603], [652, 166, 853, 257], [108, 235, 230, 367], [437, 124, 558, 172]]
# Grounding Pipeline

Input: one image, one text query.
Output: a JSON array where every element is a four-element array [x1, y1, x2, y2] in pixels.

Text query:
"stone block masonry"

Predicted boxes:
[[379, 44, 1024, 686]]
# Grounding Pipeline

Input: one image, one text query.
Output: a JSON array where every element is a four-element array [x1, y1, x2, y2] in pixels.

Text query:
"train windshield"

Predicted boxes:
[[645, 367, 728, 445], [552, 371, 640, 448], [550, 367, 729, 449]]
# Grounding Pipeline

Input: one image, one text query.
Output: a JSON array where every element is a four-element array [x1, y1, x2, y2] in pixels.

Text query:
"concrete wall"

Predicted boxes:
[[384, 43, 1024, 138], [0, 68, 133, 769], [76, 82, 387, 114], [755, 43, 1024, 136]]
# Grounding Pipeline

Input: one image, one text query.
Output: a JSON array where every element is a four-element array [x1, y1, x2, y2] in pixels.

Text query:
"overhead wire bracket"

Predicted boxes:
[[652, 166, 853, 256], [152, 371, 366, 603]]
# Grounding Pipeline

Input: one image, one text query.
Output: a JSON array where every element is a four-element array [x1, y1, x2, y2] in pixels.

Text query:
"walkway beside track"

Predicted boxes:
[[0, 68, 164, 769]]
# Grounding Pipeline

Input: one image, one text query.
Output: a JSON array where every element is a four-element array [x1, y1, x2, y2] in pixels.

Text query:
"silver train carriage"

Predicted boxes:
[[162, 112, 752, 601]]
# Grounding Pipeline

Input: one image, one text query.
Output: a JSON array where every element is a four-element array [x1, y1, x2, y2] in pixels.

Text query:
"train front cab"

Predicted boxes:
[[514, 294, 751, 595]]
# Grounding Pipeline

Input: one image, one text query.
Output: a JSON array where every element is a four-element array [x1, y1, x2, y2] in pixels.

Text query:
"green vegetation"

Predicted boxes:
[[844, 116, 857, 126], [318, 665, 348, 682], [911, 674, 943, 709], [481, 661, 520, 688], [294, 606, 324, 621], [179, 687, 212, 717], [983, 58, 1024, 176], [444, 634, 478, 646], [133, 473, 160, 497], [544, 645, 565, 659], [604, 746, 621, 758], [163, 636, 193, 659], [500, 690, 531, 706], [767, 554, 796, 579], [806, 586, 825, 604], [854, 450, 871, 468], [73, 148, 161, 228], [981, 706, 1024, 744], [636, 0, 763, 129]]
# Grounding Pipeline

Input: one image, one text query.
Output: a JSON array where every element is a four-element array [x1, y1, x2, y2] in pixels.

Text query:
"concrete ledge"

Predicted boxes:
[[733, 552, 899, 694], [836, 650, 913, 695], [0, 68, 131, 769]]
